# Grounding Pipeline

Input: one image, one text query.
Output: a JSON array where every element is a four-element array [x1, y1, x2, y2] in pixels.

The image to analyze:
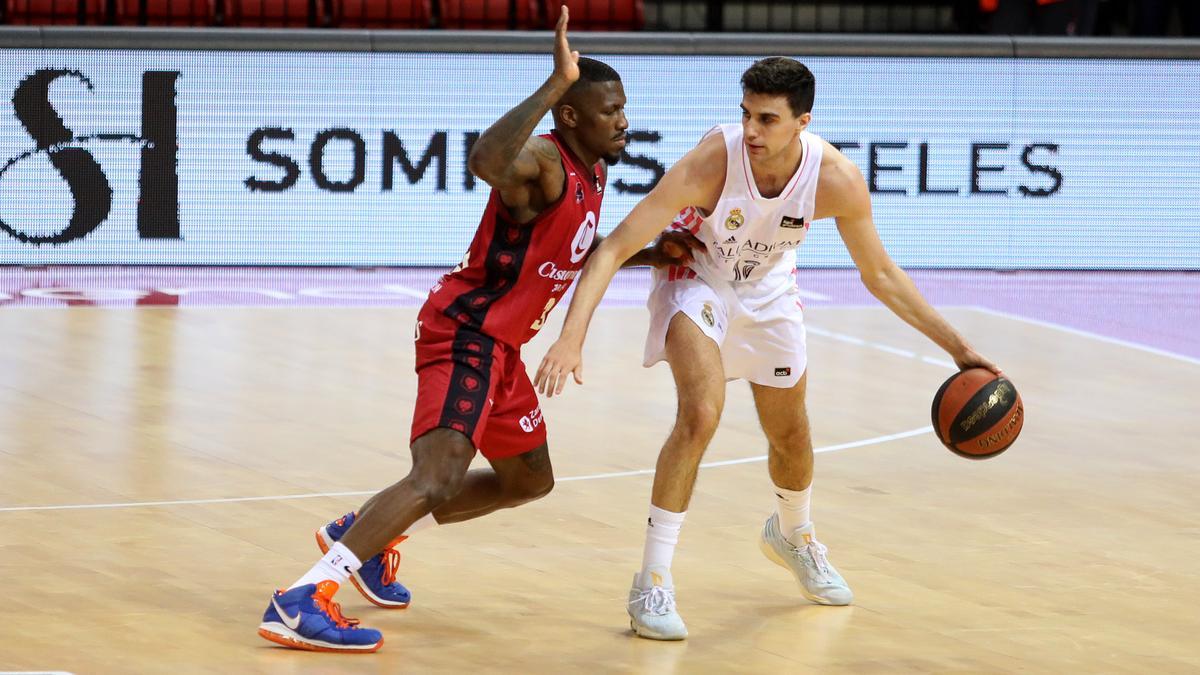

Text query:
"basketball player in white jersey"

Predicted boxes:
[[535, 57, 1000, 640]]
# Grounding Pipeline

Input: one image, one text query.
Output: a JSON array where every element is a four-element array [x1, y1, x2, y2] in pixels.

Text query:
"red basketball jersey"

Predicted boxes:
[[426, 131, 606, 347]]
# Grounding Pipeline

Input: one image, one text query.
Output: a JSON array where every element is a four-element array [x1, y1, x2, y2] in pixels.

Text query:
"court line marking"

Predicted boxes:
[[0, 426, 933, 513], [967, 305, 1200, 367], [4, 295, 1198, 367], [5, 302, 1190, 511], [805, 324, 958, 370], [810, 304, 1200, 368], [558, 426, 932, 480]]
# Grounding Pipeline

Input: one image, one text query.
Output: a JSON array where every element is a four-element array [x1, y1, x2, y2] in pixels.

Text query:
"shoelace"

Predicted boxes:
[[312, 589, 361, 629], [793, 539, 833, 580], [630, 585, 677, 616], [379, 546, 401, 586], [378, 535, 407, 587]]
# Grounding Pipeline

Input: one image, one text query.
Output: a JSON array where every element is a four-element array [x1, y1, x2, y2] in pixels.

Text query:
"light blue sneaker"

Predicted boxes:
[[258, 581, 383, 653], [759, 514, 853, 606], [317, 512, 412, 608], [627, 565, 688, 640]]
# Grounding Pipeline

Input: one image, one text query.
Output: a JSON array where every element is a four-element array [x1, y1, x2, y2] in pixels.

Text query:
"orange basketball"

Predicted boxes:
[[931, 368, 1024, 460]]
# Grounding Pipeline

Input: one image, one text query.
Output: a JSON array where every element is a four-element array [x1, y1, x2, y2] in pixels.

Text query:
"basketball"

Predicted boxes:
[[931, 368, 1024, 459]]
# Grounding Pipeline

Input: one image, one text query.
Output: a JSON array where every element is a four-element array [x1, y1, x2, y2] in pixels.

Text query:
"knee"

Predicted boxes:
[[410, 432, 475, 506], [766, 424, 812, 455], [674, 399, 723, 446], [413, 466, 467, 507]]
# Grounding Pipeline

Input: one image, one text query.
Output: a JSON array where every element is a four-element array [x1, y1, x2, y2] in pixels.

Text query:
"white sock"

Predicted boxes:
[[288, 542, 362, 590], [641, 504, 687, 574], [404, 512, 438, 536], [774, 483, 812, 545]]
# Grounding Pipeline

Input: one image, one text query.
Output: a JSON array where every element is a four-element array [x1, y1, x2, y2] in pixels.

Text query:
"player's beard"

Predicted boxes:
[[602, 151, 622, 165]]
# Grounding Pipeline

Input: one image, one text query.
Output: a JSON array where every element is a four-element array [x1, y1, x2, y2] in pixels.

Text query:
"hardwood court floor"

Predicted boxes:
[[1, 305, 1197, 674]]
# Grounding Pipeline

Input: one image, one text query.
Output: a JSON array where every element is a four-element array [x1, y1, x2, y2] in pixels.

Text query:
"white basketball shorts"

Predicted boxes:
[[643, 270, 807, 388]]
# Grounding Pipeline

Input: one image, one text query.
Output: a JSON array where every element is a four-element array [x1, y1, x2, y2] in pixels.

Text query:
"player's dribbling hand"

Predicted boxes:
[[954, 347, 1002, 376], [535, 338, 583, 397], [552, 6, 580, 86]]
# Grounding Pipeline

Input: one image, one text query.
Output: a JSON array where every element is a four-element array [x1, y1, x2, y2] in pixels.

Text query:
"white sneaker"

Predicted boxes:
[[759, 514, 853, 606], [627, 565, 688, 640]]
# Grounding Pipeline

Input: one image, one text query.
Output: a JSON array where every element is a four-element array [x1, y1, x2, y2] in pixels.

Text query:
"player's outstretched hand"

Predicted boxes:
[[552, 5, 580, 86], [535, 338, 583, 397]]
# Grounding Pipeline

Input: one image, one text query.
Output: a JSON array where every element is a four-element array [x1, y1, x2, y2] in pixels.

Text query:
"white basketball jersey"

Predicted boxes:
[[674, 124, 823, 305]]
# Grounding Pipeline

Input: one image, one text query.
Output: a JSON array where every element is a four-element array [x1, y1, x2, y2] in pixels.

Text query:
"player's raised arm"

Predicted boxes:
[[820, 141, 1000, 374], [534, 134, 726, 397], [466, 6, 579, 192]]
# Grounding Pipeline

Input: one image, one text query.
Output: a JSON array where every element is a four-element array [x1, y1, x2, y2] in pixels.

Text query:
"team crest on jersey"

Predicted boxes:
[[780, 215, 806, 229], [724, 208, 744, 230], [700, 302, 715, 327], [575, 181, 585, 203]]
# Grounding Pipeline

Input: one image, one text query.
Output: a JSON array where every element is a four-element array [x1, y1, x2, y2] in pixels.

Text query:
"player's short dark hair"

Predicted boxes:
[[741, 57, 815, 116], [565, 57, 621, 98]]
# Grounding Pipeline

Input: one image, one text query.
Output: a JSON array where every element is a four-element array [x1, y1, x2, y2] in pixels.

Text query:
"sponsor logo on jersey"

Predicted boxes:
[[716, 237, 807, 262], [775, 367, 792, 377], [538, 261, 579, 282], [569, 211, 597, 263], [519, 406, 544, 433], [724, 208, 744, 230], [780, 215, 806, 229], [740, 240, 774, 255]]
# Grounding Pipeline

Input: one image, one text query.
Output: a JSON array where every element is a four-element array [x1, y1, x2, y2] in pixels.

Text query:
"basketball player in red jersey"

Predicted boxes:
[[258, 8, 695, 653]]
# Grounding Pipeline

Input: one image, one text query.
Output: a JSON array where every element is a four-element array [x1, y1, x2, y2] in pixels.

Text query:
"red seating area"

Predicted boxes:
[[1, 0, 643, 28], [115, 0, 214, 25], [227, 0, 314, 26], [332, 0, 428, 28], [440, 0, 536, 29], [5, 0, 105, 24], [544, 0, 642, 31]]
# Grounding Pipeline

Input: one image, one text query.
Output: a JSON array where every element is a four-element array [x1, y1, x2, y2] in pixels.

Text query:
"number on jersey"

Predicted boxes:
[[530, 297, 557, 331]]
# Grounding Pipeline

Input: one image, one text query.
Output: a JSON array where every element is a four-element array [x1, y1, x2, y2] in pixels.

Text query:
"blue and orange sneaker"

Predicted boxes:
[[258, 581, 383, 653], [317, 512, 412, 609]]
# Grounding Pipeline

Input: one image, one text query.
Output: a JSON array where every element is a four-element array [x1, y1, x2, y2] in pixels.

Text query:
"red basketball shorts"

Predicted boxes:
[[410, 303, 546, 460]]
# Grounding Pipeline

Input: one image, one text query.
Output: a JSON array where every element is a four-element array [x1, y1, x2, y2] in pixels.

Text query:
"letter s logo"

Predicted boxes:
[[0, 69, 180, 246], [2, 70, 111, 244]]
